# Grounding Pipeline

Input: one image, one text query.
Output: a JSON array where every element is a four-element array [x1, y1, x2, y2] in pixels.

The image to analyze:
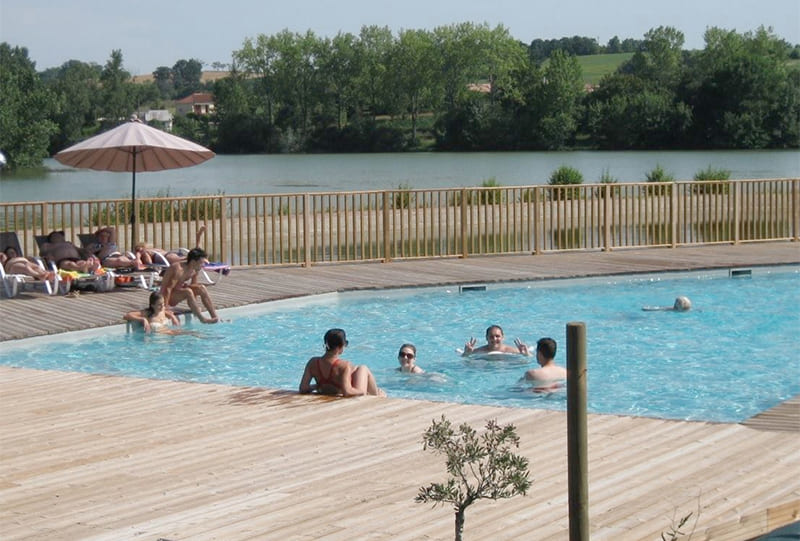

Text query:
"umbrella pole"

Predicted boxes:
[[131, 151, 138, 248]]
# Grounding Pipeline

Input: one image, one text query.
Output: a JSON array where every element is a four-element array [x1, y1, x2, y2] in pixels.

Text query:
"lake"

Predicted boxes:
[[1, 149, 798, 203]]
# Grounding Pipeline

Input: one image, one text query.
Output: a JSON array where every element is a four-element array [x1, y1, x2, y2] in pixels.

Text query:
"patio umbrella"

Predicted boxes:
[[54, 116, 215, 246]]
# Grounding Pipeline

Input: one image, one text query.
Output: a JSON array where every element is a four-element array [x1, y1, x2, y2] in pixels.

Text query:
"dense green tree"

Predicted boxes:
[[172, 58, 203, 99], [0, 43, 58, 169], [318, 32, 361, 129], [684, 26, 799, 148], [98, 49, 133, 128], [46, 60, 102, 152], [355, 25, 394, 119], [390, 28, 437, 144], [153, 66, 174, 99], [524, 50, 584, 149], [623, 26, 686, 89]]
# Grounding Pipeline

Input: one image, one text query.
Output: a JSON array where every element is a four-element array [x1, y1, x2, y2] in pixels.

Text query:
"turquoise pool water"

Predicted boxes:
[[2, 266, 798, 423]]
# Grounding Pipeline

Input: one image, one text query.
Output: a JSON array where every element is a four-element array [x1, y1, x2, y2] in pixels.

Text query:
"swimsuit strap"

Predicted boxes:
[[316, 357, 339, 386]]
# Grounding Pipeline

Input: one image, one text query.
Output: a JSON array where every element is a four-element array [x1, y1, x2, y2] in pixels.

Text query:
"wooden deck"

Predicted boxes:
[[2, 243, 799, 540]]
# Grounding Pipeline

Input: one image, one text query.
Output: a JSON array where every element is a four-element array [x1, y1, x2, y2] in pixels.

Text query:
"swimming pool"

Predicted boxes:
[[2, 266, 797, 423]]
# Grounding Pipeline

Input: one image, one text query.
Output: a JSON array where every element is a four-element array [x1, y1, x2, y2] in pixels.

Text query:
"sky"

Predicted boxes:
[[2, 0, 799, 74]]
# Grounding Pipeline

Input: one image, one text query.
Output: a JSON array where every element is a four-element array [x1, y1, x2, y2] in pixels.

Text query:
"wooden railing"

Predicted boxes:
[[2, 179, 797, 267]]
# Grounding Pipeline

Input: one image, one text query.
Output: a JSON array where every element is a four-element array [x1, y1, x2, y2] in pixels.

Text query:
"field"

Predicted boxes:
[[575, 52, 634, 84]]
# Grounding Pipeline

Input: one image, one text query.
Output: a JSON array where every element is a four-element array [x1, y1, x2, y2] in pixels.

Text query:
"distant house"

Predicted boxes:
[[175, 93, 215, 116], [143, 109, 174, 131]]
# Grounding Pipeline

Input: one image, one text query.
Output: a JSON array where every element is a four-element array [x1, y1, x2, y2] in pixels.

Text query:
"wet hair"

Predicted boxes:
[[398, 343, 417, 357], [186, 247, 207, 263], [485, 325, 504, 338], [146, 291, 164, 317], [3, 246, 17, 258], [324, 328, 348, 350], [536, 337, 557, 360], [673, 296, 692, 311]]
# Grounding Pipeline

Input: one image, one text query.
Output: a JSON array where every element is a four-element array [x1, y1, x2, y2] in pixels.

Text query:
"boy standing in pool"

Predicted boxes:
[[522, 338, 566, 391]]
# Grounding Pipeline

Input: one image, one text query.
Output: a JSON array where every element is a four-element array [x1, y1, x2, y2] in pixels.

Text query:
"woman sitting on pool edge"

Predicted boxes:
[[299, 328, 385, 397], [124, 291, 200, 336], [397, 343, 424, 373]]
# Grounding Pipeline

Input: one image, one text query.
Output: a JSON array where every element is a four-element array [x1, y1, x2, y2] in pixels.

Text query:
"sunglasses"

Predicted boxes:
[[398, 352, 415, 359]]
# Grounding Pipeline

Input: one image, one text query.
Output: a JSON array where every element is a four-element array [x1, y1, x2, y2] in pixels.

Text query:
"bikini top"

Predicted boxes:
[[316, 357, 340, 387]]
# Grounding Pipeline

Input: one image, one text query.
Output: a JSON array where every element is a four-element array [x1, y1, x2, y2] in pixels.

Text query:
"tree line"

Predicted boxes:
[[1, 23, 798, 170]]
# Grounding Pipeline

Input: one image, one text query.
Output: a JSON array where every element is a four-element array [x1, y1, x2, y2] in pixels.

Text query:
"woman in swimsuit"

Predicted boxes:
[[299, 328, 385, 397], [124, 291, 187, 335]]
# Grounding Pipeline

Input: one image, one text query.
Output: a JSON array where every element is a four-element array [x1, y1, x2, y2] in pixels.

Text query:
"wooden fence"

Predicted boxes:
[[1, 179, 797, 267]]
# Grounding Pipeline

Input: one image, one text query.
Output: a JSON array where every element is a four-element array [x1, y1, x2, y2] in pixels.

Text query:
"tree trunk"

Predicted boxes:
[[454, 508, 465, 541]]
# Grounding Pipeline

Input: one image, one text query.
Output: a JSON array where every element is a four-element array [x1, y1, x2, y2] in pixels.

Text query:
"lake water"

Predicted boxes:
[[1, 149, 798, 203]]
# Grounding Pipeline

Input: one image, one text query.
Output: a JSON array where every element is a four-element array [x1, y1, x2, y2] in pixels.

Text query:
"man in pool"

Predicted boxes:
[[462, 324, 531, 357], [522, 337, 566, 392], [160, 248, 219, 324]]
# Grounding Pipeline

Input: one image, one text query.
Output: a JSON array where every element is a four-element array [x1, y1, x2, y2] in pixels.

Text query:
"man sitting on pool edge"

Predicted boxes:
[[521, 337, 566, 392], [160, 247, 220, 324]]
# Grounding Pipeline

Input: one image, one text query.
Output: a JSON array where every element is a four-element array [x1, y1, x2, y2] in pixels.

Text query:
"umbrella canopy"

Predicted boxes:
[[54, 117, 215, 246]]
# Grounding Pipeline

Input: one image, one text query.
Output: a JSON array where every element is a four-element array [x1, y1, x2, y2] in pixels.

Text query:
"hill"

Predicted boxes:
[[575, 53, 633, 85], [131, 71, 231, 84]]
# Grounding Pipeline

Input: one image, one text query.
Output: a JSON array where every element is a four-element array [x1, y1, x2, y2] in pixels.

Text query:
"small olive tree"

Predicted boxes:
[[416, 416, 531, 541]]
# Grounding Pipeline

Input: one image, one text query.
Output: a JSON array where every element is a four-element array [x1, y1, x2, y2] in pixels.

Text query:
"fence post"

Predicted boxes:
[[533, 187, 541, 255], [303, 193, 311, 268], [670, 183, 678, 248], [219, 196, 228, 265], [382, 191, 391, 262], [733, 181, 741, 245], [460, 188, 468, 258], [603, 184, 611, 252], [793, 179, 799, 242], [567, 321, 589, 541]]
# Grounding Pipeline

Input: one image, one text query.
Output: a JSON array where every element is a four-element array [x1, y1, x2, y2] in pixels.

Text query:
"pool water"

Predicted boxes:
[[2, 267, 798, 423]]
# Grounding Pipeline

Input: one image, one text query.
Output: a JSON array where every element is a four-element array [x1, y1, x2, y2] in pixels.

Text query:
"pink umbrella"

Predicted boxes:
[[54, 116, 215, 246]]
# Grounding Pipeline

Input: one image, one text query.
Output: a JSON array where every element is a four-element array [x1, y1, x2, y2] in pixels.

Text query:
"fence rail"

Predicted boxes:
[[2, 179, 797, 267]]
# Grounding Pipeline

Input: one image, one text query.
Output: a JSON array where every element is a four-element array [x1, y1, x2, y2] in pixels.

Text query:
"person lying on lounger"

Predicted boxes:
[[159, 247, 219, 324], [85, 227, 140, 269], [461, 324, 531, 357], [299, 328, 385, 397], [39, 230, 101, 274], [134, 225, 207, 266], [1, 247, 56, 281]]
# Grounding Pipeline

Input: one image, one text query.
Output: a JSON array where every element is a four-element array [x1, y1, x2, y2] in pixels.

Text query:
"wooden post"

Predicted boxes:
[[303, 193, 311, 267], [567, 321, 589, 541], [382, 191, 391, 262]]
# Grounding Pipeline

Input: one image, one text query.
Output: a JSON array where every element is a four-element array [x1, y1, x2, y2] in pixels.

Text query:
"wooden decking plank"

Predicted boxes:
[[2, 244, 800, 540]]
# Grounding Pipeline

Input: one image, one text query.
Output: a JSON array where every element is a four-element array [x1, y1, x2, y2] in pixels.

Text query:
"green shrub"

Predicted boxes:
[[599, 167, 617, 184], [416, 416, 531, 541], [693, 166, 731, 194], [394, 183, 414, 209], [548, 165, 584, 200], [645, 164, 674, 196], [645, 164, 675, 183], [478, 177, 504, 204]]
